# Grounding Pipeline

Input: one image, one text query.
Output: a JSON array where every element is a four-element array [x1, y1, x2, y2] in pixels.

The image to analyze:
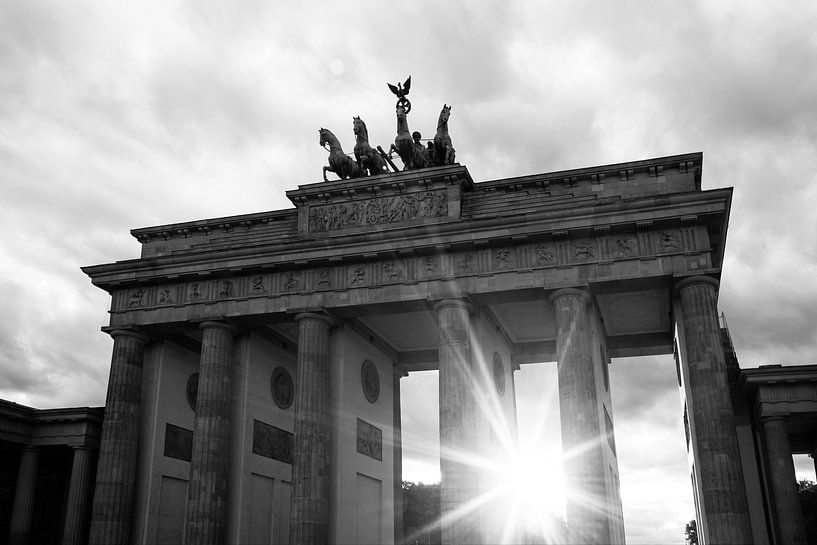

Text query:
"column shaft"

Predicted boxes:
[[549, 289, 608, 544], [762, 417, 807, 545], [62, 447, 94, 545], [676, 276, 752, 544], [184, 322, 236, 545], [290, 313, 332, 545], [436, 299, 479, 545], [89, 329, 148, 545], [393, 368, 405, 545], [9, 446, 39, 545]]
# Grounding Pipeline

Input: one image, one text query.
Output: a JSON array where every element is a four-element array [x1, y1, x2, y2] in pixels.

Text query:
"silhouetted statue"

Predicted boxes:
[[353, 116, 389, 176], [320, 127, 364, 181]]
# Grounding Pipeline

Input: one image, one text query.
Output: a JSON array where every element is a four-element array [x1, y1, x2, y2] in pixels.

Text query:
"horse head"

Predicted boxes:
[[319, 127, 340, 151], [438, 104, 451, 128], [353, 116, 368, 140], [395, 105, 410, 136]]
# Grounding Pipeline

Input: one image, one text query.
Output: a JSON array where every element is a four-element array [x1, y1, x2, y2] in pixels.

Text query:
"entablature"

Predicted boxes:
[[83, 187, 730, 293]]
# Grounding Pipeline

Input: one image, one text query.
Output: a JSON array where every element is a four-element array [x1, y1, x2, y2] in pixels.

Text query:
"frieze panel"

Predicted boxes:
[[308, 190, 448, 232], [252, 419, 293, 464], [111, 226, 706, 312], [164, 424, 193, 462], [316, 268, 332, 290], [573, 240, 595, 262], [356, 418, 382, 461], [383, 261, 406, 282]]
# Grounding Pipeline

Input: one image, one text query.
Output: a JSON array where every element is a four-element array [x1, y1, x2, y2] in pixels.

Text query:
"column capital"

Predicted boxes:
[[547, 287, 591, 305], [674, 275, 719, 295], [198, 320, 237, 333], [108, 329, 149, 344], [433, 298, 473, 313], [294, 311, 334, 326]]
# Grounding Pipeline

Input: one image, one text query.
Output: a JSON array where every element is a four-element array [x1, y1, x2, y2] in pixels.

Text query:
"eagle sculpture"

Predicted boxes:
[[387, 75, 411, 100]]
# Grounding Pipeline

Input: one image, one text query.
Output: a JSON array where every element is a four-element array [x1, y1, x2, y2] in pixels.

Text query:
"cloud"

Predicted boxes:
[[3, 2, 817, 542]]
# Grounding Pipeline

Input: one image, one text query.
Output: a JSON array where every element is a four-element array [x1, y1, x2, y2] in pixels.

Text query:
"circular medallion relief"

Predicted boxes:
[[271, 367, 294, 409], [186, 373, 199, 412], [361, 359, 380, 403], [493, 352, 506, 396]]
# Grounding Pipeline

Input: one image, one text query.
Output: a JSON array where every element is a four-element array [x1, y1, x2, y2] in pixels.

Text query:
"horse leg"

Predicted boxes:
[[323, 165, 332, 182]]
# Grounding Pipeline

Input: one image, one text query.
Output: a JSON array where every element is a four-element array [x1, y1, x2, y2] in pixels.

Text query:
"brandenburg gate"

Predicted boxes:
[[82, 144, 757, 543]]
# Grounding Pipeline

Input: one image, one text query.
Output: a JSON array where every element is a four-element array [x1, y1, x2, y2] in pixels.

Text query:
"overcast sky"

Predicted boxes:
[[2, 2, 817, 543]]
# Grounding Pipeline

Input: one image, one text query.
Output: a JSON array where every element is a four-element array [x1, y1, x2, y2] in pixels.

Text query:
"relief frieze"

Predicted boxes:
[[159, 288, 173, 304], [218, 280, 233, 298], [356, 418, 382, 461], [284, 272, 299, 291], [308, 190, 448, 232], [252, 419, 293, 464], [495, 248, 511, 268], [350, 266, 367, 286], [383, 261, 405, 281], [316, 269, 332, 289], [129, 288, 145, 307], [534, 244, 556, 265], [573, 241, 595, 261], [113, 226, 703, 312], [251, 276, 266, 293], [613, 238, 635, 259], [657, 231, 681, 252]]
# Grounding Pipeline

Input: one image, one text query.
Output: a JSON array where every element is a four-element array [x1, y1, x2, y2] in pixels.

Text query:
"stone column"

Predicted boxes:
[[811, 448, 817, 483], [8, 445, 39, 545], [435, 299, 479, 545], [762, 416, 807, 545], [393, 366, 407, 545], [89, 329, 148, 545], [290, 312, 333, 545], [675, 276, 752, 544], [548, 288, 608, 544], [62, 446, 94, 545], [184, 321, 236, 545]]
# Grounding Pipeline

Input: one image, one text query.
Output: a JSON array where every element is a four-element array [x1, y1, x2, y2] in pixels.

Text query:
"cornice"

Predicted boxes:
[[130, 208, 296, 243], [738, 364, 817, 394], [477, 151, 703, 192], [83, 187, 731, 291]]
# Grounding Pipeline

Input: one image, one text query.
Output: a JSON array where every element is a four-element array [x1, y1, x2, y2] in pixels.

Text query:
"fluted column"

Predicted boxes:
[[393, 366, 407, 545], [184, 321, 236, 545], [435, 299, 479, 545], [762, 416, 806, 545], [62, 446, 94, 545], [89, 329, 148, 545], [549, 288, 608, 544], [290, 312, 333, 545], [675, 276, 751, 544], [8, 445, 39, 545]]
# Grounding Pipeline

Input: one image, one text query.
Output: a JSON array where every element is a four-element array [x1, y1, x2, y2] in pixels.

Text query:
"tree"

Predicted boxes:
[[798, 479, 817, 543], [685, 519, 698, 545], [402, 481, 441, 545]]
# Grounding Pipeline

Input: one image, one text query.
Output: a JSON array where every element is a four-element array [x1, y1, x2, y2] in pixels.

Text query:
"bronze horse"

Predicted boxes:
[[390, 105, 428, 170], [319, 128, 363, 182], [433, 104, 456, 166], [353, 116, 389, 176]]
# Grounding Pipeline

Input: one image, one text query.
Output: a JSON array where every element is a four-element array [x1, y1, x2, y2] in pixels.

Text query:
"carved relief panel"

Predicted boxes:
[[112, 225, 708, 313], [307, 190, 448, 233]]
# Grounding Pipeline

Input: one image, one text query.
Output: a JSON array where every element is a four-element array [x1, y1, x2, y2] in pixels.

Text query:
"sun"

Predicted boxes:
[[482, 443, 568, 543]]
